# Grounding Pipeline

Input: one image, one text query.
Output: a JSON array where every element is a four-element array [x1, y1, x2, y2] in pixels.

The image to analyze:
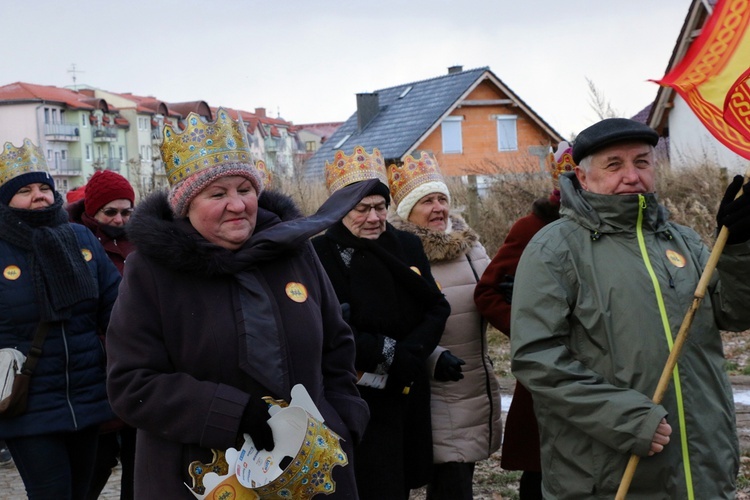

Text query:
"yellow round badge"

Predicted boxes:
[[3, 265, 21, 281], [285, 282, 308, 303], [666, 249, 686, 268], [81, 248, 93, 262], [410, 266, 422, 276]]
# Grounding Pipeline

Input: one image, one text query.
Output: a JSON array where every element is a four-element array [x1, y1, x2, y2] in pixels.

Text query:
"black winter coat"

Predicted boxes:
[[312, 222, 450, 497], [106, 191, 370, 499]]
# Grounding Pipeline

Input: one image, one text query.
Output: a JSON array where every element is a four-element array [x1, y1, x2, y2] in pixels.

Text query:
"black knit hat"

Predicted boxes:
[[573, 118, 659, 164]]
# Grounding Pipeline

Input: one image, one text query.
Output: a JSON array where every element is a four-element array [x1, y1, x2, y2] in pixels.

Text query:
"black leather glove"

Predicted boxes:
[[717, 175, 750, 245], [386, 342, 423, 394], [240, 397, 275, 451], [496, 274, 515, 304], [434, 351, 466, 382]]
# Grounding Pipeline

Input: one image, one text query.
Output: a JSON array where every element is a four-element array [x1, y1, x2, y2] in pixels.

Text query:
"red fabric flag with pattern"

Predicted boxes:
[[655, 0, 750, 159]]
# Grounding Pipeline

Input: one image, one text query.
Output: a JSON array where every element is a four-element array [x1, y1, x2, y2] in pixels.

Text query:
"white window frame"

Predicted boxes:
[[496, 115, 518, 152], [85, 145, 92, 161], [441, 116, 464, 154], [81, 114, 88, 128]]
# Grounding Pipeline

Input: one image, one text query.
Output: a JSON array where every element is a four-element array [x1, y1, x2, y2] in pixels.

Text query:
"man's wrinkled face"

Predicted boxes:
[[575, 142, 655, 195]]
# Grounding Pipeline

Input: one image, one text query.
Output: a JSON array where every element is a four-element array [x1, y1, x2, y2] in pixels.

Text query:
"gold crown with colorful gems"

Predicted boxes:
[[387, 150, 445, 207], [161, 108, 253, 188], [547, 141, 576, 187], [0, 139, 49, 187], [324, 146, 387, 194]]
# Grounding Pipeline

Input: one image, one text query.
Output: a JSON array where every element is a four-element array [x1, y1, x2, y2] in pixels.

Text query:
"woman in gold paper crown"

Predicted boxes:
[[386, 151, 502, 500], [0, 139, 122, 498], [312, 146, 450, 500], [105, 109, 374, 498]]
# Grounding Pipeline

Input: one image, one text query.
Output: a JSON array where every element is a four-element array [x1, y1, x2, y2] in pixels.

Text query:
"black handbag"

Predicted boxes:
[[0, 322, 51, 418]]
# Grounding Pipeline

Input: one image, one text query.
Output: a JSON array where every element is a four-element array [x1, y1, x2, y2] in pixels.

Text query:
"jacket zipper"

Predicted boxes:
[[61, 323, 78, 428], [636, 195, 694, 499]]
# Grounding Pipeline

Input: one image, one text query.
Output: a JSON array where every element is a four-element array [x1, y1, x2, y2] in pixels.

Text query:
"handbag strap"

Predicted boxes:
[[20, 322, 52, 376]]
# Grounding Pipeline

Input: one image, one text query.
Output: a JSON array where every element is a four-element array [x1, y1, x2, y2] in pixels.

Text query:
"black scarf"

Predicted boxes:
[[323, 221, 440, 340], [0, 193, 98, 321]]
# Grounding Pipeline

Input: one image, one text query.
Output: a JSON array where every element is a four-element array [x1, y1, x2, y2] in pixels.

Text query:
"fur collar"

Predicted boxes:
[[127, 189, 303, 277], [388, 213, 478, 262]]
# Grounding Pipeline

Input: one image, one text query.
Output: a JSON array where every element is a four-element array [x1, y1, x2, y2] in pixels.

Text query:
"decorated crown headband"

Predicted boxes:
[[387, 150, 445, 206], [0, 138, 49, 187], [547, 141, 576, 184], [324, 146, 387, 194], [161, 108, 253, 188]]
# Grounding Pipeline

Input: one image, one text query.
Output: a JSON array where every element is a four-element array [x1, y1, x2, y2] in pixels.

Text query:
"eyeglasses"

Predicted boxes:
[[352, 203, 387, 215], [99, 207, 134, 218]]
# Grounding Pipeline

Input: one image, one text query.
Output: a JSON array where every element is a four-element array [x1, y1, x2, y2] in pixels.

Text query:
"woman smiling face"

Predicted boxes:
[[187, 175, 258, 250]]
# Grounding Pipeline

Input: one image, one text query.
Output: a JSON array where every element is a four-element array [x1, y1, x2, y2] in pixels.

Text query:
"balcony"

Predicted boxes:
[[48, 157, 83, 176], [45, 123, 80, 142], [151, 129, 163, 142], [93, 158, 121, 172], [92, 126, 117, 142]]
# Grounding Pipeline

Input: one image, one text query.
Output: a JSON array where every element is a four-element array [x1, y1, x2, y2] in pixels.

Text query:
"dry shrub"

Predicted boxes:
[[276, 162, 731, 253]]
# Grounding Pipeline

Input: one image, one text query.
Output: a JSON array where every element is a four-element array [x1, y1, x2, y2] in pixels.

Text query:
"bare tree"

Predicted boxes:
[[587, 77, 621, 120]]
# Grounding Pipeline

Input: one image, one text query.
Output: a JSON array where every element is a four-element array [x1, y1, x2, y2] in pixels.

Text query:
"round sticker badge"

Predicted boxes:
[[285, 282, 308, 303], [666, 249, 686, 268], [3, 265, 21, 281], [81, 248, 93, 262]]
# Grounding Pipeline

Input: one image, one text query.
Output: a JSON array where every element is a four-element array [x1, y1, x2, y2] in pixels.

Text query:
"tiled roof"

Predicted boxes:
[[305, 67, 490, 179], [0, 82, 100, 110], [296, 122, 344, 140]]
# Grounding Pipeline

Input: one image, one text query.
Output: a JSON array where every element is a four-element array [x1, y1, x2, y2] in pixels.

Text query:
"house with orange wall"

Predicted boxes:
[[304, 66, 563, 180]]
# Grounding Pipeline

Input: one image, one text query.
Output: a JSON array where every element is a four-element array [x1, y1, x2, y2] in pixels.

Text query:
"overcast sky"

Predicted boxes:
[[3, 0, 690, 140]]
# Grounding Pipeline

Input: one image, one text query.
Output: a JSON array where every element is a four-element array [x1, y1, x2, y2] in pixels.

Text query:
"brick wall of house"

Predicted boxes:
[[417, 81, 553, 177]]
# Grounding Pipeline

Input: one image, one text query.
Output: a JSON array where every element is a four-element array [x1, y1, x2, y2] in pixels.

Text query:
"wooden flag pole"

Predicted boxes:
[[616, 173, 748, 499]]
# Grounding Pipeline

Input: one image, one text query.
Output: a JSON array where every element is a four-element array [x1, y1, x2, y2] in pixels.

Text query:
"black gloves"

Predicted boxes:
[[496, 274, 515, 304], [717, 175, 750, 245], [434, 351, 466, 382], [240, 397, 275, 451], [386, 343, 423, 394]]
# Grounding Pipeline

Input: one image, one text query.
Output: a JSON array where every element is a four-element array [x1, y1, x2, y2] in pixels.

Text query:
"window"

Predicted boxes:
[[441, 116, 463, 154], [119, 147, 124, 160], [81, 114, 87, 127], [496, 115, 518, 152], [61, 150, 67, 160], [305, 141, 317, 152], [47, 149, 52, 160], [85, 145, 92, 161], [51, 109, 58, 124], [44, 108, 50, 124]]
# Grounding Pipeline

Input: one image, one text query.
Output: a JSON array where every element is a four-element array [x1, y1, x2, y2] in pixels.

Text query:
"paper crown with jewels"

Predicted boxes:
[[547, 141, 576, 188], [387, 150, 450, 220], [0, 139, 55, 204], [324, 146, 388, 195], [160, 108, 263, 216], [187, 385, 348, 500]]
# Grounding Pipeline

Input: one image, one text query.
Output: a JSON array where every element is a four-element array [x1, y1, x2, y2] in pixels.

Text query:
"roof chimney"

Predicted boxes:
[[356, 93, 380, 132], [255, 107, 266, 118], [448, 65, 463, 74]]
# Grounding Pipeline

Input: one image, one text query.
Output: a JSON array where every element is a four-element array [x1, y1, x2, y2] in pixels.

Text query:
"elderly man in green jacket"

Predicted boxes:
[[510, 117, 750, 499]]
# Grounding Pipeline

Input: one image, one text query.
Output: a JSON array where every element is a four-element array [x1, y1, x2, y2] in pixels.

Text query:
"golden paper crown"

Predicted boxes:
[[189, 399, 347, 500], [0, 139, 49, 188], [161, 108, 253, 188], [324, 146, 387, 194], [547, 141, 576, 187], [387, 151, 446, 207], [255, 160, 272, 189]]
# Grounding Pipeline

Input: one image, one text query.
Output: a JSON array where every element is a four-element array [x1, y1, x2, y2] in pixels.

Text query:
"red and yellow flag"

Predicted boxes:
[[655, 0, 750, 159]]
